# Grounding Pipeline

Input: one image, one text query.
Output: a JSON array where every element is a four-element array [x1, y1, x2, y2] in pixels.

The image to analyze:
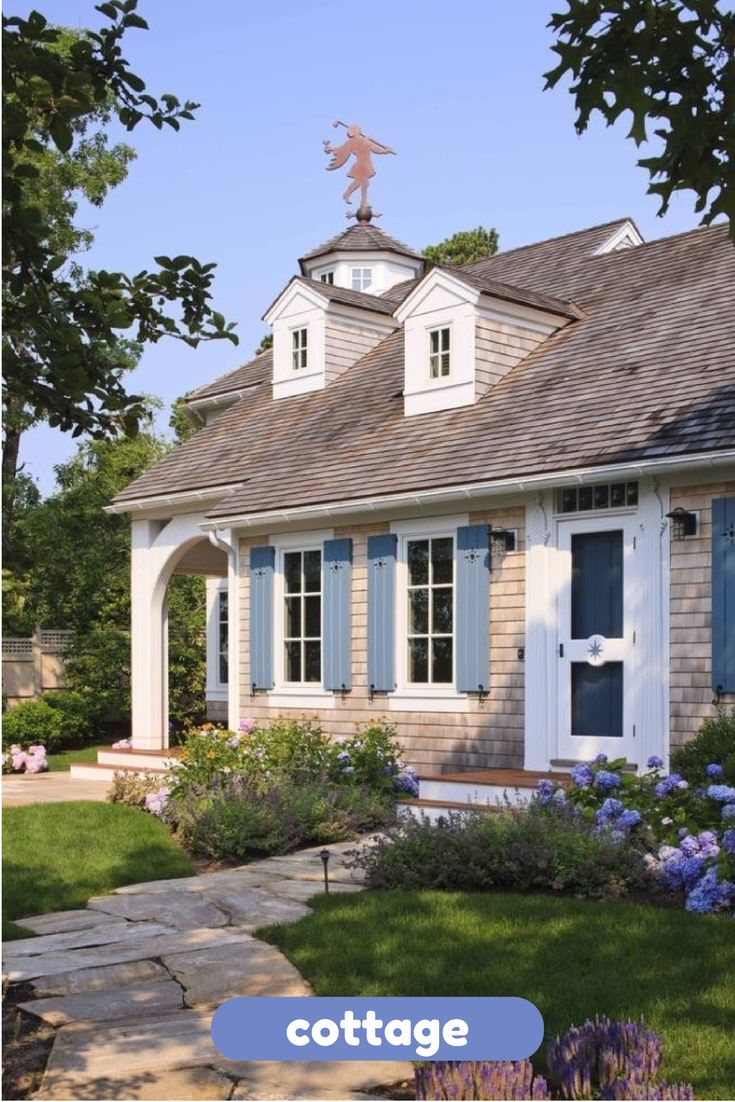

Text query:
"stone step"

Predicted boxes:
[[97, 748, 176, 771], [418, 778, 535, 805]]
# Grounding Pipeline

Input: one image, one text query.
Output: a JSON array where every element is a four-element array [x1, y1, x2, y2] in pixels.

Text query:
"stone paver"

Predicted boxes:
[[86, 889, 229, 930], [2, 771, 110, 806], [19, 978, 184, 1025], [4, 838, 410, 1101], [162, 939, 310, 1006], [31, 959, 169, 997]]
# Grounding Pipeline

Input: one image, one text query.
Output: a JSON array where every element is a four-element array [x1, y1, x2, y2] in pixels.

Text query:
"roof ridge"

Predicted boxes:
[[461, 217, 633, 271]]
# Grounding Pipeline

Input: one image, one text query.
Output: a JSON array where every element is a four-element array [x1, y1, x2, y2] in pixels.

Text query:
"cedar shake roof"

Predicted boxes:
[[298, 223, 423, 267], [114, 220, 735, 514]]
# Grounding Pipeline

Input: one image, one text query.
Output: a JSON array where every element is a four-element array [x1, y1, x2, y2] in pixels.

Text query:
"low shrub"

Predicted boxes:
[[2, 698, 65, 751], [671, 709, 735, 786], [44, 690, 97, 747], [415, 1017, 693, 1101], [351, 800, 648, 899], [537, 754, 735, 916], [108, 770, 171, 809], [170, 776, 395, 861]]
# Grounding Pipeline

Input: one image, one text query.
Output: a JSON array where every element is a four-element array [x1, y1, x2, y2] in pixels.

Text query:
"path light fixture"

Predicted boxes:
[[320, 848, 330, 894], [666, 508, 698, 540]]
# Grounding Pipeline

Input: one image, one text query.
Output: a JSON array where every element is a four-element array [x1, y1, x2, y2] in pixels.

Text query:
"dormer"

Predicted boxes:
[[263, 276, 397, 400], [299, 223, 424, 295], [394, 267, 582, 417], [594, 218, 644, 254]]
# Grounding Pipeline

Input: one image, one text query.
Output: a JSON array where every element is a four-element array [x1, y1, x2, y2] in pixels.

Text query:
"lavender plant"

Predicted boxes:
[[415, 1059, 550, 1100]]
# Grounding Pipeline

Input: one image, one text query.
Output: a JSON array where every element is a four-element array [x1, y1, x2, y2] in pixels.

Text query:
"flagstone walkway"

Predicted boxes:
[[3, 841, 411, 1101]]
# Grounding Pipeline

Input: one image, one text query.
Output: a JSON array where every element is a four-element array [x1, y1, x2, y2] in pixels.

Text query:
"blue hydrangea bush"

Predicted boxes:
[[415, 1018, 693, 1100], [536, 754, 735, 916]]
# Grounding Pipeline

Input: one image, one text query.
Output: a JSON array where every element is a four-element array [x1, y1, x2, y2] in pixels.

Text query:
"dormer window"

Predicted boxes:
[[319, 270, 335, 284], [351, 267, 373, 292], [429, 327, 451, 379], [292, 327, 308, 371]]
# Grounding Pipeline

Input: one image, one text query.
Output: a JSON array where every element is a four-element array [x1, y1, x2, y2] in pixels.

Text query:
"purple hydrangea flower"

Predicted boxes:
[[705, 763, 724, 778], [537, 778, 556, 804], [595, 770, 622, 793], [679, 834, 700, 857], [394, 766, 419, 797], [655, 773, 685, 798], [707, 784, 735, 803], [596, 797, 624, 822], [685, 865, 735, 914], [571, 762, 594, 788], [721, 804, 735, 821], [594, 753, 609, 764], [145, 789, 170, 817], [647, 755, 664, 769], [722, 829, 735, 854], [618, 809, 642, 830]]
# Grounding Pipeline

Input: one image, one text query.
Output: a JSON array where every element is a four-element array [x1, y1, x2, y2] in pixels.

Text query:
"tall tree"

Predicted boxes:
[[545, 1, 735, 241], [423, 226, 499, 266], [2, 0, 238, 484]]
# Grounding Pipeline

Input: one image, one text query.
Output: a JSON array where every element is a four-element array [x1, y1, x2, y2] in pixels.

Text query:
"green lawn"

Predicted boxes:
[[262, 891, 735, 1100], [46, 746, 99, 771], [2, 801, 194, 940]]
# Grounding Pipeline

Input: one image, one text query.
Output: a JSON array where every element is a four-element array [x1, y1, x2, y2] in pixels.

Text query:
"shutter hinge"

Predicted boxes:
[[633, 536, 637, 550], [558, 643, 564, 658], [633, 630, 636, 645], [632, 724, 636, 738]]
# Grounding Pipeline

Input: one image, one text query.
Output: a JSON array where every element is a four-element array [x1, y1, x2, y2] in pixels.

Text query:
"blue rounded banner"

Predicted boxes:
[[211, 996, 543, 1062]]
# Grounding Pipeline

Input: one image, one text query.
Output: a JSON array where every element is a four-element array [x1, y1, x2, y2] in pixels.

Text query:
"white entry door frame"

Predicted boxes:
[[524, 482, 670, 774], [556, 514, 637, 762]]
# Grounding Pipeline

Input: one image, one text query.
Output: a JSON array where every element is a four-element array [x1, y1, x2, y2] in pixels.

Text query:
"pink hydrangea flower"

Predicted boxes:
[[238, 717, 256, 733], [112, 738, 132, 750]]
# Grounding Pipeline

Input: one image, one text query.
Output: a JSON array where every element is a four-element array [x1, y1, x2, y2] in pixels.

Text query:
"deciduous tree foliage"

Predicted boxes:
[[4, 426, 206, 729], [2, 0, 238, 459], [545, 0, 735, 241], [423, 226, 499, 266]]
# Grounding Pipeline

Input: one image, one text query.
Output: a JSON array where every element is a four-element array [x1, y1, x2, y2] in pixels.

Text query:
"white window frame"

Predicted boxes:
[[318, 269, 335, 284], [350, 267, 373, 292], [428, 325, 451, 380], [389, 518, 469, 710], [291, 325, 308, 371], [217, 589, 229, 687], [269, 530, 335, 707], [205, 579, 228, 701]]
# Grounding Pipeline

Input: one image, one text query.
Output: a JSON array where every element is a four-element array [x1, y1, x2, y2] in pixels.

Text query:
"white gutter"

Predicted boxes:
[[200, 450, 735, 531], [105, 483, 243, 516], [185, 385, 258, 413]]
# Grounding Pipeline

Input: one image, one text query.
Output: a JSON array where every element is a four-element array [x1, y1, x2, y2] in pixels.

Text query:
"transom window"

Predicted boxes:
[[557, 481, 638, 514], [218, 591, 228, 685], [351, 267, 373, 292], [429, 327, 451, 379], [283, 549, 321, 684], [291, 327, 308, 371], [406, 536, 454, 684], [319, 270, 335, 284]]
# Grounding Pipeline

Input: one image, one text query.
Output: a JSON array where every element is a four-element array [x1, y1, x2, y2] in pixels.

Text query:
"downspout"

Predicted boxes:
[[208, 528, 239, 731]]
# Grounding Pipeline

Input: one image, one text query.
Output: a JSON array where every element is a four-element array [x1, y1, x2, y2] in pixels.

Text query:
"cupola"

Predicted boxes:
[[299, 223, 424, 295]]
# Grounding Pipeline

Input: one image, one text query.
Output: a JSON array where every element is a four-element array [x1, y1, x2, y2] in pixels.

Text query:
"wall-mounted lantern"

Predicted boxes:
[[665, 508, 698, 540], [489, 527, 516, 553]]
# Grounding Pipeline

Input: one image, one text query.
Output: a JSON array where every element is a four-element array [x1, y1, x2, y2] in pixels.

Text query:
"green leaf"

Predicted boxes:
[[48, 118, 74, 153]]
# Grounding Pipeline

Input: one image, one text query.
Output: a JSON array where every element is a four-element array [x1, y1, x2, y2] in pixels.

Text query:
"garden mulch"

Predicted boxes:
[[2, 839, 412, 1101]]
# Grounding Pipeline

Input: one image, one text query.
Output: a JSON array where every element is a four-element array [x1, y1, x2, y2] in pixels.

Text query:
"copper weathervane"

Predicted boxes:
[[323, 120, 395, 223]]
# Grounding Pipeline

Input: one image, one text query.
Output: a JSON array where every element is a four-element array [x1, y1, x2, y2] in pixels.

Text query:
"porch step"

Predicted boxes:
[[97, 749, 177, 771], [401, 798, 499, 823], [69, 761, 171, 782], [418, 768, 568, 807]]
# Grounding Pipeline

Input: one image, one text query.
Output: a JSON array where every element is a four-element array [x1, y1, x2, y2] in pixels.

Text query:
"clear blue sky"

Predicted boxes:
[[20, 0, 706, 494]]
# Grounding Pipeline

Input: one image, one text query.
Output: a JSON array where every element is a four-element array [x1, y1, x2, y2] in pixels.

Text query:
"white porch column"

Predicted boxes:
[[524, 493, 557, 771], [226, 531, 240, 732], [131, 519, 167, 749]]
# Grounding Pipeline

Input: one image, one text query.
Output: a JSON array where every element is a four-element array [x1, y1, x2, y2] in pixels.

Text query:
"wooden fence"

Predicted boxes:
[[2, 631, 72, 707]]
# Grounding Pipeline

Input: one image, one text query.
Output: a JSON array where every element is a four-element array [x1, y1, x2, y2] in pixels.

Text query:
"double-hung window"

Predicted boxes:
[[429, 327, 451, 378], [351, 267, 373, 292], [218, 591, 228, 685], [283, 549, 322, 683], [292, 327, 308, 370], [406, 536, 454, 684]]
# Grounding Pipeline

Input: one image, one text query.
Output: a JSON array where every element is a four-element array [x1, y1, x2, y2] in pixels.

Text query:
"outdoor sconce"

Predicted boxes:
[[666, 508, 698, 540], [489, 527, 516, 553], [320, 848, 331, 894]]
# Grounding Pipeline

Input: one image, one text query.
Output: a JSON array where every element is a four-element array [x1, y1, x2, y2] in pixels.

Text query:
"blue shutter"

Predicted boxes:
[[456, 524, 490, 693], [712, 496, 735, 693], [249, 546, 275, 690], [367, 533, 397, 692], [323, 538, 352, 691]]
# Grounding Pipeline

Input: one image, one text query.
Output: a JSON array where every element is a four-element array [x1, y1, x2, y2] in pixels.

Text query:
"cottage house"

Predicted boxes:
[[97, 215, 735, 804]]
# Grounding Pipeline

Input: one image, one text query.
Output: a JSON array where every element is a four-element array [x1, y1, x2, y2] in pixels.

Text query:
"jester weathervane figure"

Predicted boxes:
[[323, 120, 395, 223]]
